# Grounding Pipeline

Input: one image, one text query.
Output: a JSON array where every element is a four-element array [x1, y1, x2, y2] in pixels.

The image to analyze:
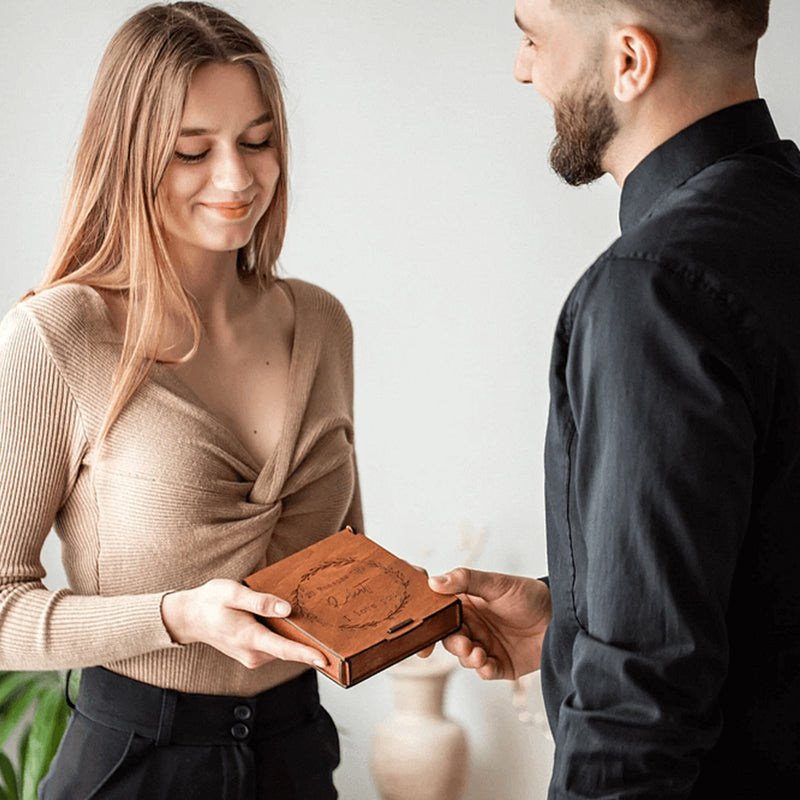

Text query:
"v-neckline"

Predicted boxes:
[[84, 279, 309, 487]]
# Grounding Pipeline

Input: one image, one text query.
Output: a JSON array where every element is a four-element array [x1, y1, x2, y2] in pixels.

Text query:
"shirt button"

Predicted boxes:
[[233, 704, 253, 721], [231, 722, 250, 740]]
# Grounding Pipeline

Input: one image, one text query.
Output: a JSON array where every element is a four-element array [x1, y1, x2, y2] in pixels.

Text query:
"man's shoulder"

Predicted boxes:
[[560, 239, 754, 358], [616, 142, 800, 267], [604, 145, 800, 345]]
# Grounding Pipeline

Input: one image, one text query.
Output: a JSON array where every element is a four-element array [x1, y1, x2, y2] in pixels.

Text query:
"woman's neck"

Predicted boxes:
[[172, 247, 259, 331]]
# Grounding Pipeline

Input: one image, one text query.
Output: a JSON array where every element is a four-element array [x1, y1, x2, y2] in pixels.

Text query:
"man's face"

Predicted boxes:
[[514, 0, 618, 185]]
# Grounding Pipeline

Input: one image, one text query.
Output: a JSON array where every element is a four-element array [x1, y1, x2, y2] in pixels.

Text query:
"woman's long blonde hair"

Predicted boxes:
[[38, 2, 289, 439]]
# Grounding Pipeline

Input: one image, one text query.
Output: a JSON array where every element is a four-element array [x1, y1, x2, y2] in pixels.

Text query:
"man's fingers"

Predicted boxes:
[[476, 658, 501, 681], [428, 568, 470, 596], [440, 631, 484, 662], [458, 645, 489, 671], [440, 634, 493, 674], [428, 567, 515, 602]]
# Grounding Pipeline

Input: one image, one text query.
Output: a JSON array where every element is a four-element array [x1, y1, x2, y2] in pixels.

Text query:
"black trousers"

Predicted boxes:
[[39, 667, 339, 800]]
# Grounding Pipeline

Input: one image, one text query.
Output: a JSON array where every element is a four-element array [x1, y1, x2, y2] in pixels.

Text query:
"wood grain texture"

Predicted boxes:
[[245, 528, 462, 686]]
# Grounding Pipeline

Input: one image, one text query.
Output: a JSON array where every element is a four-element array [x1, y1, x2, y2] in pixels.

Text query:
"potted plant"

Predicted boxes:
[[0, 671, 73, 800]]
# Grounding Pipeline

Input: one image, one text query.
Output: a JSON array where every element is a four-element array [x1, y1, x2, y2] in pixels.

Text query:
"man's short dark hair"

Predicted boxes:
[[558, 0, 770, 53]]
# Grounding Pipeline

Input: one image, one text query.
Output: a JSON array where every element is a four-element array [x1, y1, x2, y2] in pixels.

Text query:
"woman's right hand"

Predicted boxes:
[[160, 578, 328, 670]]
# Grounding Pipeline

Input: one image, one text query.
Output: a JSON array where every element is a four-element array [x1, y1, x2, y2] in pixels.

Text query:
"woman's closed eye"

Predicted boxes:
[[174, 149, 209, 163], [241, 136, 273, 152], [173, 138, 273, 164]]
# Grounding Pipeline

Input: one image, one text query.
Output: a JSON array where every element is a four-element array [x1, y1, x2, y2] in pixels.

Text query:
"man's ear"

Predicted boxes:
[[610, 26, 658, 103]]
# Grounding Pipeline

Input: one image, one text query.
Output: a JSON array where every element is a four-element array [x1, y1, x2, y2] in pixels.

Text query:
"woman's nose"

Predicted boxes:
[[212, 148, 253, 193]]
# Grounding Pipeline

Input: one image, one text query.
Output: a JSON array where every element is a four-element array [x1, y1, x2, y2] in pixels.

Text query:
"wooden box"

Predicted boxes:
[[244, 528, 462, 687]]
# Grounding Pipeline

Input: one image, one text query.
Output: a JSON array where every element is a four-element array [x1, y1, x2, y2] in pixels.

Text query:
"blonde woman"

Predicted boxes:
[[0, 3, 361, 797]]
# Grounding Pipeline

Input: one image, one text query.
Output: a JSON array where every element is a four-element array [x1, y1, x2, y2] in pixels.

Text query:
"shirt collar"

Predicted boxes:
[[619, 99, 780, 232]]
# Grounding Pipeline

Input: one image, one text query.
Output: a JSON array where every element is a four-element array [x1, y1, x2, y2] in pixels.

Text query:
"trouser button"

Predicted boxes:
[[231, 722, 250, 740]]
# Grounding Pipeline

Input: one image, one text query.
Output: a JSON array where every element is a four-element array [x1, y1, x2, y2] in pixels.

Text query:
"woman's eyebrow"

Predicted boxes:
[[178, 112, 272, 138]]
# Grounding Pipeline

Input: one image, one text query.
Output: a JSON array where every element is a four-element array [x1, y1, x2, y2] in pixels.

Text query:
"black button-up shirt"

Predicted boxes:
[[542, 100, 800, 799]]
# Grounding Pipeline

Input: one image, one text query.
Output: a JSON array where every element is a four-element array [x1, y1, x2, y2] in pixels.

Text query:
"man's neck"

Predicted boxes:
[[605, 75, 760, 187]]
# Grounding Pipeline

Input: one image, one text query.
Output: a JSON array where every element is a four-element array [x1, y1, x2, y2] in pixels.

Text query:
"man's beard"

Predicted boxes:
[[549, 72, 619, 186]]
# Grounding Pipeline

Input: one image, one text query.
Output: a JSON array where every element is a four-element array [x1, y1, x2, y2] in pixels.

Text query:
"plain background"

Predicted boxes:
[[2, 2, 799, 798]]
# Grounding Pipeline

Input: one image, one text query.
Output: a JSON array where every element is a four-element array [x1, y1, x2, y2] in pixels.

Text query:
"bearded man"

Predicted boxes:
[[428, 1, 800, 797]]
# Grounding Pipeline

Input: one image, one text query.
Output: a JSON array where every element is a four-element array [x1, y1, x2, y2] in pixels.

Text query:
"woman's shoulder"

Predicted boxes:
[[281, 278, 353, 333], [282, 277, 348, 313], [1, 283, 118, 384], [13, 283, 113, 338]]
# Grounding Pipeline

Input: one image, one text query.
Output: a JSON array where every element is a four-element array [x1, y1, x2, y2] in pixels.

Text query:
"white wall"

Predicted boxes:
[[2, 2, 799, 798]]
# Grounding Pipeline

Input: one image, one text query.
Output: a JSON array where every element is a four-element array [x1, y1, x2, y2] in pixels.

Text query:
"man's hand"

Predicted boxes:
[[424, 568, 551, 680]]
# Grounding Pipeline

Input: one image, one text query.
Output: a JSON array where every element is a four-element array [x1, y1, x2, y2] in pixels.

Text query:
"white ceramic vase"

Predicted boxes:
[[372, 652, 469, 800]]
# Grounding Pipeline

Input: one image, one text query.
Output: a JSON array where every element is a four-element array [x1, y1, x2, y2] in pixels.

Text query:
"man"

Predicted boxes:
[[428, 1, 800, 797]]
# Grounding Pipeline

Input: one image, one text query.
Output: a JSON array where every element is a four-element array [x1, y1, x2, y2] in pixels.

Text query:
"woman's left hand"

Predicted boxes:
[[160, 578, 329, 670]]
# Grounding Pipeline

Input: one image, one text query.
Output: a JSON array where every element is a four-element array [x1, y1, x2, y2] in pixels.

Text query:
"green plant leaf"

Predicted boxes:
[[21, 689, 65, 800], [0, 672, 70, 800], [0, 750, 19, 800], [15, 729, 29, 784], [0, 683, 40, 752], [0, 674, 36, 714]]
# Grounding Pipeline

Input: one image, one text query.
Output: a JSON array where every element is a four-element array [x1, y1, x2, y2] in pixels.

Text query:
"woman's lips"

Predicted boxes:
[[202, 201, 253, 220]]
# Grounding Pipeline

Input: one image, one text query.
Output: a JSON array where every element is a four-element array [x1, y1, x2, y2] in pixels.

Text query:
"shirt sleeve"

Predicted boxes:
[[551, 256, 758, 798], [0, 304, 177, 670]]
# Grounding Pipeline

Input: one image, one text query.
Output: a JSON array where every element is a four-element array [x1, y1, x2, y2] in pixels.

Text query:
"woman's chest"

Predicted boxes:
[[172, 339, 292, 468]]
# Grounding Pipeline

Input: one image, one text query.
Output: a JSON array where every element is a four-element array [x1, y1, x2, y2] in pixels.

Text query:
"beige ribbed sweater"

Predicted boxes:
[[0, 279, 362, 696]]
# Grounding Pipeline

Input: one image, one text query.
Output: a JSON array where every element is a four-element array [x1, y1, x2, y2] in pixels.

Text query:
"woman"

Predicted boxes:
[[0, 3, 361, 798]]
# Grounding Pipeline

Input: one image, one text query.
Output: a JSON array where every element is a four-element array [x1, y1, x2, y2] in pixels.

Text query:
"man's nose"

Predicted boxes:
[[514, 45, 533, 84]]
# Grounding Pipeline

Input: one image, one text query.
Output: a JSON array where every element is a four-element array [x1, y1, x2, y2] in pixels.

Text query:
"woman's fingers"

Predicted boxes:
[[254, 625, 328, 668], [233, 582, 292, 618], [162, 579, 328, 670], [230, 584, 328, 668]]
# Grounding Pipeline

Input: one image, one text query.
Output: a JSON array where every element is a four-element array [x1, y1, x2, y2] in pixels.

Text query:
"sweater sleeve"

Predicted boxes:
[[344, 451, 364, 534], [0, 305, 177, 670]]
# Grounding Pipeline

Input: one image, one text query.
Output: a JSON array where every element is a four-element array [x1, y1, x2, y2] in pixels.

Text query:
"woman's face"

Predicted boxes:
[[158, 62, 280, 266]]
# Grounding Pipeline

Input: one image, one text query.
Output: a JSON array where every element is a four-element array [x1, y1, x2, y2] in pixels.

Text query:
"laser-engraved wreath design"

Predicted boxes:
[[291, 556, 411, 630]]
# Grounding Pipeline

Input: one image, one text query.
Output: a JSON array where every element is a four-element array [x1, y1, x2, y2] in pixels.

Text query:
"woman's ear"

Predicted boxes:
[[611, 26, 658, 103]]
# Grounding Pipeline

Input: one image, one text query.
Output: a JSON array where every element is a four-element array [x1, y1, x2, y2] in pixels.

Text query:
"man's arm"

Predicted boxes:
[[544, 256, 757, 798]]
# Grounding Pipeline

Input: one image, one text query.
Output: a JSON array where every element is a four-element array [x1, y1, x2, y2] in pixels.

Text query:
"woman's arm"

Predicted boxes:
[[0, 305, 178, 669]]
